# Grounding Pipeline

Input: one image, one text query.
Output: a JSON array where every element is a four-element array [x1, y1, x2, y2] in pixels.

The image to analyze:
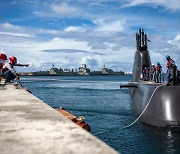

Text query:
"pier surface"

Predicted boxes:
[[0, 84, 118, 154]]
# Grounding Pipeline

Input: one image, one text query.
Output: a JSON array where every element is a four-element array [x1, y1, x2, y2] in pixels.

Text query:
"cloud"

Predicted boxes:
[[0, 32, 33, 37], [168, 34, 180, 49], [80, 55, 99, 69], [51, 3, 82, 17], [34, 2, 83, 18], [64, 26, 86, 32], [94, 19, 126, 32], [1, 0, 180, 73], [122, 0, 180, 11], [174, 35, 180, 41], [42, 49, 105, 55], [39, 37, 92, 51], [0, 23, 33, 37], [0, 23, 60, 38], [0, 21, 137, 71], [1, 22, 24, 31], [144, 33, 180, 70], [0, 21, 176, 72]]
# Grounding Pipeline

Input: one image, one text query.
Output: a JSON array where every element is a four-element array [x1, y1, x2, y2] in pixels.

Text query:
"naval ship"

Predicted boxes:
[[121, 29, 180, 131]]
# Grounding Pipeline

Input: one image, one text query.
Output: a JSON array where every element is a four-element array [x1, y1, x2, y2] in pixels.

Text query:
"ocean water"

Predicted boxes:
[[22, 75, 180, 154]]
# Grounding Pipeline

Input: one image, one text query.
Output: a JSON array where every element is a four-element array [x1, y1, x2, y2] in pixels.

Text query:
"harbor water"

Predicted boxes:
[[23, 75, 180, 154]]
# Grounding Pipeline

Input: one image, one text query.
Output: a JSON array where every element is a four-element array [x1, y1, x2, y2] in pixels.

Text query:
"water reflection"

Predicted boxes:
[[165, 130, 175, 154]]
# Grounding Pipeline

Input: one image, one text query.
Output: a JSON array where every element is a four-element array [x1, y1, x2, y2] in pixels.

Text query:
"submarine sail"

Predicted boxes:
[[132, 29, 151, 82]]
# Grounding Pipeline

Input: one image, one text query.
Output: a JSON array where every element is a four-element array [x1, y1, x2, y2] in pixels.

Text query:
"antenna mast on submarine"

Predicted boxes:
[[136, 28, 148, 51]]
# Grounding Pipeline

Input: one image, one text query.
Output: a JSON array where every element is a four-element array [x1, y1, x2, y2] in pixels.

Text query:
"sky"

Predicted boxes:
[[0, 0, 180, 72]]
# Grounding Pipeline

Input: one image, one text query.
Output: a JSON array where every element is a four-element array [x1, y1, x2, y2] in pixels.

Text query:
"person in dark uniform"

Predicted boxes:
[[166, 55, 175, 85]]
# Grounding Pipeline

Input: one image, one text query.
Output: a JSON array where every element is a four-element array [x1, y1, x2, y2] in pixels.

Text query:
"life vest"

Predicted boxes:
[[2, 63, 13, 73], [2, 68, 8, 73], [156, 65, 161, 71], [166, 59, 175, 68], [143, 68, 148, 73], [150, 66, 156, 73]]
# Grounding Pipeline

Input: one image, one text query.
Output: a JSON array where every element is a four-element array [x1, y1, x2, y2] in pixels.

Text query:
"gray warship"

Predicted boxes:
[[121, 29, 180, 131]]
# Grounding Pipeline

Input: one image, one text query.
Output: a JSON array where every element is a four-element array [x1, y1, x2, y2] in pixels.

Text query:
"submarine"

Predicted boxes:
[[121, 29, 180, 131]]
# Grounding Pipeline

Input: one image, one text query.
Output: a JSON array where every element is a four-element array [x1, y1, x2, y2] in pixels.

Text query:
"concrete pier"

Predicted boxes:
[[0, 83, 118, 154]]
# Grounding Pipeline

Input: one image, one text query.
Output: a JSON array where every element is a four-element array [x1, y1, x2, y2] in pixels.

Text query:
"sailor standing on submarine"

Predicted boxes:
[[166, 55, 176, 85], [155, 62, 162, 83]]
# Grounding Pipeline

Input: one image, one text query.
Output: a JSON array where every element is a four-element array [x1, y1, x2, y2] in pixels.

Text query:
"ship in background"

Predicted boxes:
[[77, 64, 90, 75], [19, 64, 124, 76]]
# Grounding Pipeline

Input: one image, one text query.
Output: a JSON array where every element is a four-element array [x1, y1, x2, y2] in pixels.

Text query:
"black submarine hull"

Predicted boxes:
[[125, 29, 180, 131], [129, 83, 180, 130]]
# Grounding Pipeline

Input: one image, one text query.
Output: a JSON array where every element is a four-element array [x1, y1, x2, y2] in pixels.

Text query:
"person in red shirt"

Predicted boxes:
[[143, 67, 149, 81], [149, 64, 156, 81], [155, 62, 162, 83]]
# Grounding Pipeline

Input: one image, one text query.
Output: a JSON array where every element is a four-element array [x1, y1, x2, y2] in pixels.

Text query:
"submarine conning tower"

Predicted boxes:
[[132, 29, 151, 82]]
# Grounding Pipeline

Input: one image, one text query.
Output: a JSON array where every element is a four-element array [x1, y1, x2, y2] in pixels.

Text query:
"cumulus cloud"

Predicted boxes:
[[1, 0, 180, 72], [0, 21, 137, 72], [80, 55, 99, 69], [0, 21, 177, 72]]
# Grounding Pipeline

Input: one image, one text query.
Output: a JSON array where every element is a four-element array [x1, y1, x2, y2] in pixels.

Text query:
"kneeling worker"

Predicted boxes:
[[2, 56, 29, 83], [0, 53, 7, 80]]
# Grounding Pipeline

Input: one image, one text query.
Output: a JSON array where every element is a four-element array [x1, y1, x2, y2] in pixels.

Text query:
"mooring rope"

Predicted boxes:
[[94, 85, 163, 135], [20, 78, 60, 83]]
